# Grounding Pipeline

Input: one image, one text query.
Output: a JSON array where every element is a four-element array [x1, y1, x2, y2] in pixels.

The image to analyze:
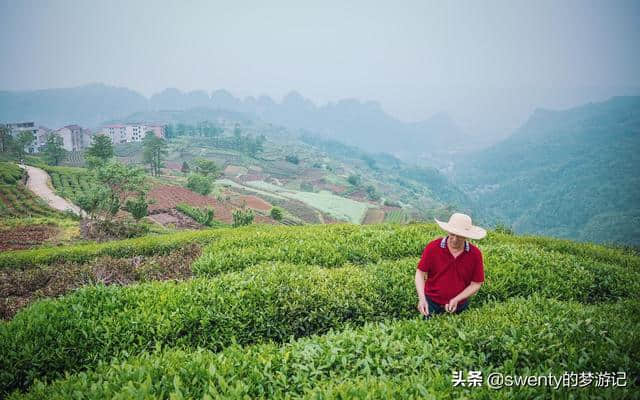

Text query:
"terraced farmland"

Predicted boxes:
[[44, 166, 93, 205], [0, 184, 63, 218], [384, 208, 408, 223], [0, 224, 638, 398]]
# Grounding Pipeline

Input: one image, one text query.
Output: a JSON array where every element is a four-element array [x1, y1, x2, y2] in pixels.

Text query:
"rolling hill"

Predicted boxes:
[[455, 96, 640, 246]]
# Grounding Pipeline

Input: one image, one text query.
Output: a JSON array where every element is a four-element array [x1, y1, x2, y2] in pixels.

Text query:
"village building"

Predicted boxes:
[[101, 123, 165, 144], [52, 125, 93, 152]]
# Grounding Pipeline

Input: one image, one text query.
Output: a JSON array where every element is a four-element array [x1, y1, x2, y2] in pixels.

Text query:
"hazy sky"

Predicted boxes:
[[1, 0, 639, 134]]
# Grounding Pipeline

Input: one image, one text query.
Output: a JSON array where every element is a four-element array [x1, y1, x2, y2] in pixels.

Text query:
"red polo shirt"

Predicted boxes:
[[417, 237, 484, 305]]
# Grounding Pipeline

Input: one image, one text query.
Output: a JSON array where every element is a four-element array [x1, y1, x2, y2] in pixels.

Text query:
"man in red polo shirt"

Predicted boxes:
[[415, 213, 486, 318]]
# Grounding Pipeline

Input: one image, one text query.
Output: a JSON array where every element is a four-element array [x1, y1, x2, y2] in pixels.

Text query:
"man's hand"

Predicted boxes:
[[445, 298, 459, 313], [417, 299, 429, 317]]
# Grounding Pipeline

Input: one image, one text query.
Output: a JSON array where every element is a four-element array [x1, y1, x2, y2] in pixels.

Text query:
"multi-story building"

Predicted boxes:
[[1, 122, 39, 153], [53, 125, 93, 152], [34, 126, 52, 152], [103, 125, 127, 144], [102, 123, 165, 144], [1, 122, 96, 153]]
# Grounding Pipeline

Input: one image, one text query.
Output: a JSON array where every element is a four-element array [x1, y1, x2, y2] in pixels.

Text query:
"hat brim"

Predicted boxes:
[[435, 218, 487, 240]]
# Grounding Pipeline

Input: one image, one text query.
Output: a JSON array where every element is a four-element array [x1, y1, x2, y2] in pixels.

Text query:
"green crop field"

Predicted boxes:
[[0, 224, 638, 398], [43, 166, 93, 206], [0, 162, 63, 218], [245, 180, 371, 223], [384, 208, 408, 223]]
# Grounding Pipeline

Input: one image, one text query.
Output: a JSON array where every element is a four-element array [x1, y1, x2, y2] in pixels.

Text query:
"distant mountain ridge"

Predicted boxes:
[[0, 83, 471, 159], [456, 96, 640, 246]]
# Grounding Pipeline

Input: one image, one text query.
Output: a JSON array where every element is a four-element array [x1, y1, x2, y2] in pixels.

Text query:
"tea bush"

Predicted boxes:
[[2, 253, 638, 395], [10, 296, 639, 399], [192, 224, 441, 275], [0, 229, 219, 269]]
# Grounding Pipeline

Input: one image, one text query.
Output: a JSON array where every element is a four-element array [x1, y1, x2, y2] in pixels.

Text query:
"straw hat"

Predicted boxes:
[[435, 213, 486, 240]]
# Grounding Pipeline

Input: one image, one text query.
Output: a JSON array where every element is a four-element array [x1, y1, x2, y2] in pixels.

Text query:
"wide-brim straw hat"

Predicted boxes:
[[435, 213, 487, 240]]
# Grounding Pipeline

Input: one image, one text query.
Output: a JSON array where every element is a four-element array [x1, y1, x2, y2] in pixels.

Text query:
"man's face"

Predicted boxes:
[[448, 233, 466, 250]]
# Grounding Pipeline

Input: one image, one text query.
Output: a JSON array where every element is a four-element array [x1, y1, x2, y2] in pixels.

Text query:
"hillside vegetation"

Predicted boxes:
[[456, 96, 640, 246], [1, 223, 638, 398]]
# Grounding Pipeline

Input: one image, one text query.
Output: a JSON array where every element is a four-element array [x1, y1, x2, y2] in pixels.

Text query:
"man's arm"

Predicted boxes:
[[445, 281, 483, 313], [415, 269, 429, 316]]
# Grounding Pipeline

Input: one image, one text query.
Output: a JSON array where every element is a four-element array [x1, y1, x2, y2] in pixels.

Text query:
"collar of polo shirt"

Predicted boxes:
[[440, 236, 470, 252]]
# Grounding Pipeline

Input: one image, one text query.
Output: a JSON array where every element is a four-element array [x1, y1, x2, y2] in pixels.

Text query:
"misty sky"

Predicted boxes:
[[1, 0, 639, 137]]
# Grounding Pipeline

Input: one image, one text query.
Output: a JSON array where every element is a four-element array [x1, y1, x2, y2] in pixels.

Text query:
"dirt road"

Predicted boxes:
[[19, 165, 84, 216]]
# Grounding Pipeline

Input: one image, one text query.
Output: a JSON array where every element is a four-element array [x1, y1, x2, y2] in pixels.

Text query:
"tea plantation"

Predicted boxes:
[[1, 224, 638, 398]]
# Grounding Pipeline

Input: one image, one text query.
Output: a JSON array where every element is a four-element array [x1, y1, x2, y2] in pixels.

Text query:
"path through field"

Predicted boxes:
[[19, 165, 84, 216]]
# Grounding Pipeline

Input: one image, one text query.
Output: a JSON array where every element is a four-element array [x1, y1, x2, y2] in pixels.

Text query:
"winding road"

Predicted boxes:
[[19, 164, 85, 216]]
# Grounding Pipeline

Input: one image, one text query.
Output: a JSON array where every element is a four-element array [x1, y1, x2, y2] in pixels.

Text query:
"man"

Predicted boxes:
[[415, 213, 486, 318]]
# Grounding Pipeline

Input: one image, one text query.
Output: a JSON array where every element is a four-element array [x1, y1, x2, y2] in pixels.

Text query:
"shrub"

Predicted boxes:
[[4, 244, 638, 396], [0, 162, 23, 184], [0, 229, 219, 269], [180, 161, 190, 173], [232, 208, 254, 227], [176, 203, 216, 227], [347, 174, 361, 186], [285, 154, 299, 164], [0, 262, 408, 394], [80, 219, 150, 241], [383, 199, 401, 207], [365, 185, 380, 201], [124, 196, 148, 221], [186, 173, 212, 195], [270, 207, 283, 221], [10, 297, 639, 399], [192, 224, 440, 276], [494, 222, 514, 235]]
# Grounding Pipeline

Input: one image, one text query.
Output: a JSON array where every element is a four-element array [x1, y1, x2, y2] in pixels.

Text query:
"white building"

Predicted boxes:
[[34, 126, 52, 152], [53, 125, 93, 152], [102, 123, 165, 144], [2, 122, 40, 153]]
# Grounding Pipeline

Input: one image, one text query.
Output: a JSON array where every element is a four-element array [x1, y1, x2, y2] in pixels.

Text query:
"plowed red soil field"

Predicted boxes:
[[229, 195, 272, 212], [148, 185, 275, 225], [0, 225, 58, 251]]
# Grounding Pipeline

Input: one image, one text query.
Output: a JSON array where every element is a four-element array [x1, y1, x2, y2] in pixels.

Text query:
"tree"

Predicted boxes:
[[0, 125, 10, 153], [173, 138, 190, 160], [142, 131, 168, 176], [176, 123, 187, 137], [194, 158, 220, 177], [186, 173, 212, 195], [365, 185, 380, 201], [77, 161, 147, 221], [233, 125, 243, 150], [247, 134, 266, 157], [164, 124, 175, 139], [42, 134, 67, 166], [361, 154, 377, 170], [270, 207, 283, 221], [347, 174, 361, 186], [86, 134, 114, 162], [206, 123, 222, 144], [285, 154, 299, 164], [124, 195, 148, 221], [12, 131, 35, 161], [181, 161, 190, 173]]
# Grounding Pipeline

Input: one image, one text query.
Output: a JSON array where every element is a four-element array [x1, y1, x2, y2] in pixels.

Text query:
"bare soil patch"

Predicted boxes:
[[0, 225, 59, 251], [148, 209, 202, 229]]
